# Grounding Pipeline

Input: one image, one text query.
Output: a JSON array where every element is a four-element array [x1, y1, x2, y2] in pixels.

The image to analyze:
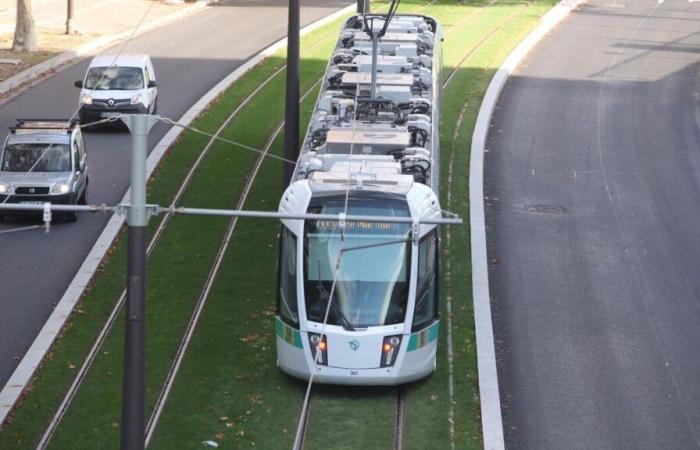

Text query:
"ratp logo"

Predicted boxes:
[[348, 340, 360, 352]]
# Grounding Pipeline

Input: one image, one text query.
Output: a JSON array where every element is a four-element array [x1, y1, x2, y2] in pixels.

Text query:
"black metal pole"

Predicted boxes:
[[357, 0, 369, 14], [119, 115, 158, 450], [283, 0, 300, 186], [66, 0, 73, 34], [121, 226, 146, 450]]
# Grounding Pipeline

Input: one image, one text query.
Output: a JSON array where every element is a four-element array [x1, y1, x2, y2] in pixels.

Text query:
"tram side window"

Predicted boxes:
[[278, 227, 299, 326], [413, 229, 438, 331]]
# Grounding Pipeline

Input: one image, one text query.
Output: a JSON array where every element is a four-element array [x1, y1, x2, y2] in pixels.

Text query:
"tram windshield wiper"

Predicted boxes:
[[329, 299, 355, 332], [315, 260, 355, 331]]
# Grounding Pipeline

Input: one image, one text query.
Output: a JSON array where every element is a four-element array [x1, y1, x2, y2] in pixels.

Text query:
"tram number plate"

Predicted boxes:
[[349, 370, 358, 376]]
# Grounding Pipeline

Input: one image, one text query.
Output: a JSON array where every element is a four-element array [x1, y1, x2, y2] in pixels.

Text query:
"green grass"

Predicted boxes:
[[46, 29, 341, 450], [0, 0, 557, 448], [403, 2, 558, 448], [0, 13, 346, 448]]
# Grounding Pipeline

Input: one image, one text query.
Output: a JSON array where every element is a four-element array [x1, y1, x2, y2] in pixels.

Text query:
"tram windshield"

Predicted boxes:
[[304, 193, 411, 328]]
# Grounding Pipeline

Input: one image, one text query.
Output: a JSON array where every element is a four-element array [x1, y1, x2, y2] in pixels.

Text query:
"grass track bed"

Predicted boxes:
[[0, 0, 556, 448]]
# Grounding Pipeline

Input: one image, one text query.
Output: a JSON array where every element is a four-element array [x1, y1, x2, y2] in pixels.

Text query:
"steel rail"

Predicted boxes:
[[290, 0, 520, 447], [442, 0, 532, 89], [33, 0, 468, 447], [434, 1, 536, 447], [33, 31, 337, 447], [395, 386, 406, 450], [144, 76, 324, 445]]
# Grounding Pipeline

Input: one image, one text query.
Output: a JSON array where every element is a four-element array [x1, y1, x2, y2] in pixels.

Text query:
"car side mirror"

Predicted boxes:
[[79, 160, 86, 172], [74, 80, 83, 88], [147, 80, 157, 88]]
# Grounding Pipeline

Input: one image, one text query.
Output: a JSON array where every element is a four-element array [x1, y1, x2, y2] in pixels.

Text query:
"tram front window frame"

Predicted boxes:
[[303, 192, 412, 329], [412, 228, 439, 331], [277, 226, 299, 327]]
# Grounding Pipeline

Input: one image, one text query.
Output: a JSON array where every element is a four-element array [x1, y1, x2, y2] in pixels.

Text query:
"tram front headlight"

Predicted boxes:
[[380, 335, 402, 367], [308, 333, 328, 365]]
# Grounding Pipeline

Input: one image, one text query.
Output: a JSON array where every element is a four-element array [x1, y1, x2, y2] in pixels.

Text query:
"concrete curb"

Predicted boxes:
[[469, 0, 584, 448], [0, 2, 355, 427], [0, 0, 217, 97]]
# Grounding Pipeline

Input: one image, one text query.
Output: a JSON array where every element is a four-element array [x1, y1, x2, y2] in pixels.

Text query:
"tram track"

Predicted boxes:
[[145, 3, 451, 441], [144, 75, 324, 443], [288, 2, 532, 448], [36, 1, 449, 446], [33, 0, 522, 446], [394, 387, 406, 450], [36, 53, 332, 450]]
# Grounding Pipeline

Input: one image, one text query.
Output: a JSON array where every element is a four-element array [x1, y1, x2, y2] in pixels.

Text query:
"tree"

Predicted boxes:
[[12, 0, 37, 52]]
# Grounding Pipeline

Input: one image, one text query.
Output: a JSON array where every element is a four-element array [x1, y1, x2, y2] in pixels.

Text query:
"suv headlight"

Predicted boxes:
[[52, 182, 70, 194], [130, 94, 143, 105], [80, 94, 92, 105], [0, 182, 10, 194]]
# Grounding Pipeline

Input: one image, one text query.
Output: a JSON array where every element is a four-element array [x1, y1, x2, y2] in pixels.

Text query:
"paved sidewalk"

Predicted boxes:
[[0, 0, 201, 84], [0, 0, 192, 35]]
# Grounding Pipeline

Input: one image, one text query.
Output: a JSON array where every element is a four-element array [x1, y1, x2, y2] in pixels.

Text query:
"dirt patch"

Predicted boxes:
[[0, 28, 94, 82]]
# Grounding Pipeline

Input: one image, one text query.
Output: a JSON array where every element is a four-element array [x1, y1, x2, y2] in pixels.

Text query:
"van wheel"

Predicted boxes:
[[0, 214, 4, 222], [152, 100, 158, 115], [65, 211, 78, 222], [79, 190, 87, 205]]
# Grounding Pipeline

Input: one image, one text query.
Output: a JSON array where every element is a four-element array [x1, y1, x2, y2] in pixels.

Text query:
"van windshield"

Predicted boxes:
[[84, 66, 144, 90], [2, 143, 71, 172]]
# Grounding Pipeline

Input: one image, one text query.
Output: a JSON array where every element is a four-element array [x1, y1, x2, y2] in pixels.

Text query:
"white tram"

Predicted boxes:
[[276, 13, 444, 385]]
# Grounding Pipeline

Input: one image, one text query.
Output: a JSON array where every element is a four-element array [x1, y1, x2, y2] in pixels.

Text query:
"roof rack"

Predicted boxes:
[[10, 119, 80, 133]]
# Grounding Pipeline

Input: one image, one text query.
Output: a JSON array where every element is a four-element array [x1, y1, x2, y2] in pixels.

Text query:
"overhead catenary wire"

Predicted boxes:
[[292, 0, 403, 448], [27, 1, 460, 447]]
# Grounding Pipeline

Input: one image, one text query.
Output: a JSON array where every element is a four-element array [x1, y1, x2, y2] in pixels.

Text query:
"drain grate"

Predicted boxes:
[[523, 204, 565, 215]]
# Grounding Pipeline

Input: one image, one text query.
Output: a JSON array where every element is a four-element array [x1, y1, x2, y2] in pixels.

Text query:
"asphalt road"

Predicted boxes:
[[0, 0, 348, 389], [486, 0, 700, 447]]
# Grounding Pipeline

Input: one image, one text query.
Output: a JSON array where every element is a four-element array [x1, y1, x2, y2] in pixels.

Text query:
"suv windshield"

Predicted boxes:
[[2, 143, 71, 172], [84, 66, 144, 90], [304, 192, 411, 328]]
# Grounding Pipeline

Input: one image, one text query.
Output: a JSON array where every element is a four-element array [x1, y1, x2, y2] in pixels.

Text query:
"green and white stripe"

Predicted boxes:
[[407, 321, 440, 351]]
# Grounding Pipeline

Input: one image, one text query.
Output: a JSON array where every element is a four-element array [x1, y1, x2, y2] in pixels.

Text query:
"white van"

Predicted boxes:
[[74, 54, 158, 126]]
